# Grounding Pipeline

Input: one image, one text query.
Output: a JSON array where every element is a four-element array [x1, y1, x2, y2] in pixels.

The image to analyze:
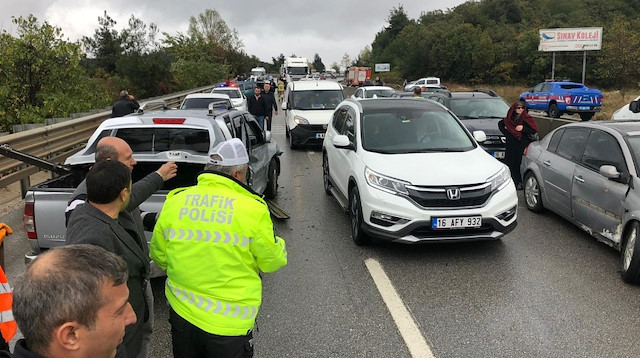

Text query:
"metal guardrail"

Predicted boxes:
[[0, 85, 216, 193]]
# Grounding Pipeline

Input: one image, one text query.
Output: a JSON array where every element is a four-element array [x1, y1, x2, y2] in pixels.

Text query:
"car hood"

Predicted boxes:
[[362, 148, 505, 186], [290, 109, 335, 125], [458, 118, 504, 136]]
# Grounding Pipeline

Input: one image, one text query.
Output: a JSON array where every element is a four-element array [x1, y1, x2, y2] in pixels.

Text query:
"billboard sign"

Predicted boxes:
[[538, 27, 602, 52], [374, 63, 390, 72]]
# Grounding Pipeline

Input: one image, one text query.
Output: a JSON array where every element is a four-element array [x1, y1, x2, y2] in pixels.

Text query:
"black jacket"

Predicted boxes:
[[247, 94, 267, 117], [65, 203, 150, 358], [112, 98, 140, 117], [262, 91, 278, 117], [2, 339, 42, 357]]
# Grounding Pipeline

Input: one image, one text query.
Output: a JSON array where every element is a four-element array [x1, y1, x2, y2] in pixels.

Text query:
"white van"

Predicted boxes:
[[282, 80, 345, 149], [612, 95, 640, 120]]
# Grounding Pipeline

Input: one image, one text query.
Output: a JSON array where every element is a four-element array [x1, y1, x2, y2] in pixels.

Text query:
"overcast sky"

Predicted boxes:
[[1, 0, 468, 67]]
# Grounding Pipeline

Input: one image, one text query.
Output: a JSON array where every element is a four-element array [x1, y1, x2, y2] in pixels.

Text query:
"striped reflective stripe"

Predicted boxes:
[[168, 282, 258, 320], [0, 283, 11, 294], [163, 229, 253, 247], [0, 310, 14, 323]]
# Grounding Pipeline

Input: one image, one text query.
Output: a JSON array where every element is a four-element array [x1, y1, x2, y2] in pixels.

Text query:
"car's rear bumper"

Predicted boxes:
[[565, 105, 601, 113]]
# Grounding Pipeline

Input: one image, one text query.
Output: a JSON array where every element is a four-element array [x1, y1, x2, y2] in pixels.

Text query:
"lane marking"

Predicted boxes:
[[365, 258, 436, 358]]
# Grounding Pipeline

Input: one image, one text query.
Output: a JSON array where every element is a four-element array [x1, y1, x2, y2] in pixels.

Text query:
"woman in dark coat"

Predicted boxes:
[[501, 100, 539, 190]]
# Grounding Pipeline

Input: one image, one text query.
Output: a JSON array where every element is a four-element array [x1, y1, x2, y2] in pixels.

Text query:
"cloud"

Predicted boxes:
[[1, 0, 465, 66]]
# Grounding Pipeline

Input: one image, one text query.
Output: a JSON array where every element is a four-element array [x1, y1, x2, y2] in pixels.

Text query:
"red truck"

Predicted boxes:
[[345, 67, 371, 86]]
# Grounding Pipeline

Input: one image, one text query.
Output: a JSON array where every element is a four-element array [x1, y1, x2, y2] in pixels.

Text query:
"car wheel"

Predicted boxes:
[[548, 103, 561, 118], [579, 113, 594, 121], [523, 172, 544, 212], [349, 186, 370, 246], [264, 159, 278, 199], [621, 221, 640, 283], [323, 153, 332, 195]]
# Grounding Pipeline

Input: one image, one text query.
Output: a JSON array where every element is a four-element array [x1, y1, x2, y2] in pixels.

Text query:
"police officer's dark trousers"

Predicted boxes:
[[169, 308, 254, 358]]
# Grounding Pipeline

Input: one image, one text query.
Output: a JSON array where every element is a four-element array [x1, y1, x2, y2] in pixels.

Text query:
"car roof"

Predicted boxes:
[[563, 120, 640, 137], [213, 87, 241, 92], [361, 86, 394, 91], [427, 90, 502, 99], [184, 93, 230, 99], [289, 80, 342, 91], [353, 98, 445, 112]]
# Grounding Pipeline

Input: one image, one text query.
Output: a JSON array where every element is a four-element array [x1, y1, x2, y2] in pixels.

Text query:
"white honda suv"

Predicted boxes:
[[322, 98, 518, 245]]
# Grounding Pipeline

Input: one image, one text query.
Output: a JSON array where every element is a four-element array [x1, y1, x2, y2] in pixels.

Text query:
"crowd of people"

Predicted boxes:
[[1, 116, 287, 357]]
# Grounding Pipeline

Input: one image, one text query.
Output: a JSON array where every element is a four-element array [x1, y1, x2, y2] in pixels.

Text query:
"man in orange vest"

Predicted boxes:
[[0, 223, 17, 351]]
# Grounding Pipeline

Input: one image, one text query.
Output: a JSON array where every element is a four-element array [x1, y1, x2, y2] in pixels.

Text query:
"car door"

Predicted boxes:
[[332, 107, 358, 197], [325, 106, 348, 195], [572, 129, 629, 243], [243, 114, 270, 194], [538, 127, 589, 219], [525, 82, 545, 110]]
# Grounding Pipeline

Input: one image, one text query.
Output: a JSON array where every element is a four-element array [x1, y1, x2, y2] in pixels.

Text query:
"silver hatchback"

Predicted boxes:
[[521, 121, 640, 283]]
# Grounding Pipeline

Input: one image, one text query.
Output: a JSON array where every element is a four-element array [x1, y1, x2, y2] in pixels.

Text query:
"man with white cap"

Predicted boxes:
[[150, 138, 287, 358]]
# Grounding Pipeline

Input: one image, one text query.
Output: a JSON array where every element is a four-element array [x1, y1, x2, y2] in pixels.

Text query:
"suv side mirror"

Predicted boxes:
[[630, 100, 640, 113], [332, 134, 354, 150], [264, 130, 272, 143], [281, 101, 288, 110], [473, 130, 487, 143]]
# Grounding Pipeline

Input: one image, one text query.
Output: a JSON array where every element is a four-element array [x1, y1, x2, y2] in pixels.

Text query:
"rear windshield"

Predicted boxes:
[[449, 98, 510, 119], [181, 98, 231, 109], [559, 84, 585, 90], [115, 127, 219, 154], [214, 89, 241, 99], [366, 89, 395, 98]]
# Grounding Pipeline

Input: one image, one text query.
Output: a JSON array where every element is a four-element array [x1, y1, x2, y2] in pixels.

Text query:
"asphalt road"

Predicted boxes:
[[3, 110, 640, 357]]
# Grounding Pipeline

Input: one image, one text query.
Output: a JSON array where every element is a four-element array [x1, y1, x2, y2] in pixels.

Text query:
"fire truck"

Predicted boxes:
[[345, 67, 371, 86]]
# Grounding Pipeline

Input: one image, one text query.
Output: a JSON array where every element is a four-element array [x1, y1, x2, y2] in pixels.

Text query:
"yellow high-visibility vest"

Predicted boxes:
[[150, 172, 287, 336]]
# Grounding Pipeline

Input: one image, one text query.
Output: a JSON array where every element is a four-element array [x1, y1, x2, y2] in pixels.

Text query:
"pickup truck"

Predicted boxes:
[[22, 105, 283, 270], [519, 81, 602, 121]]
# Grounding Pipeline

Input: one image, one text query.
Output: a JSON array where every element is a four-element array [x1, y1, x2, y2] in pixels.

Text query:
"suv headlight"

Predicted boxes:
[[487, 166, 510, 191], [365, 167, 410, 195], [294, 115, 309, 125]]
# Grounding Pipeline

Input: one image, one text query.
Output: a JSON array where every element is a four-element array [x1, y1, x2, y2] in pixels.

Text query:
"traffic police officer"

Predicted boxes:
[[150, 138, 287, 358]]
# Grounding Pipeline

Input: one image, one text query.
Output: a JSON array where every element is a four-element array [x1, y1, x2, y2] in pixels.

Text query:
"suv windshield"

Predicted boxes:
[[288, 67, 308, 75], [366, 89, 395, 98], [213, 89, 241, 99], [181, 98, 231, 110], [292, 90, 344, 110], [361, 109, 474, 153], [449, 98, 510, 119]]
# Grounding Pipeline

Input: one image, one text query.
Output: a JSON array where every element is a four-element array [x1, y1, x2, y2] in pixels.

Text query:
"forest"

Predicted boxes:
[[1, 0, 639, 132]]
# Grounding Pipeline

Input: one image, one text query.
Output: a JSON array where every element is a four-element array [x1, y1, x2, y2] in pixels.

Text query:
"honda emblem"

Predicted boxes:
[[446, 188, 461, 200]]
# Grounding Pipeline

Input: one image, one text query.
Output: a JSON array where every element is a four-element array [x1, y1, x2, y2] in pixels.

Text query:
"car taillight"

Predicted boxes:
[[23, 202, 37, 239], [565, 95, 571, 104]]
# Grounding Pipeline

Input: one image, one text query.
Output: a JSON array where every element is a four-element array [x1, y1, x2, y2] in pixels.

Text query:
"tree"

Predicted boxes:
[[331, 62, 340, 72], [354, 46, 372, 67], [312, 53, 325, 72], [187, 9, 243, 52], [82, 11, 122, 75], [0, 15, 110, 131], [594, 16, 640, 89], [341, 53, 351, 70]]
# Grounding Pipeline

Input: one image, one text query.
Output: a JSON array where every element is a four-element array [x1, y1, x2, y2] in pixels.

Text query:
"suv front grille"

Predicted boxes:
[[406, 183, 492, 209]]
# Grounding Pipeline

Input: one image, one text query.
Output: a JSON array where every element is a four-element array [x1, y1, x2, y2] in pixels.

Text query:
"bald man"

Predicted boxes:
[[63, 136, 176, 358]]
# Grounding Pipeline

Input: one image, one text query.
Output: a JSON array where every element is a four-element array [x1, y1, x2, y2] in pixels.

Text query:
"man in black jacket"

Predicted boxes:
[[247, 86, 267, 130], [262, 83, 278, 131], [65, 161, 147, 358], [112, 90, 140, 118], [64, 136, 177, 358]]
